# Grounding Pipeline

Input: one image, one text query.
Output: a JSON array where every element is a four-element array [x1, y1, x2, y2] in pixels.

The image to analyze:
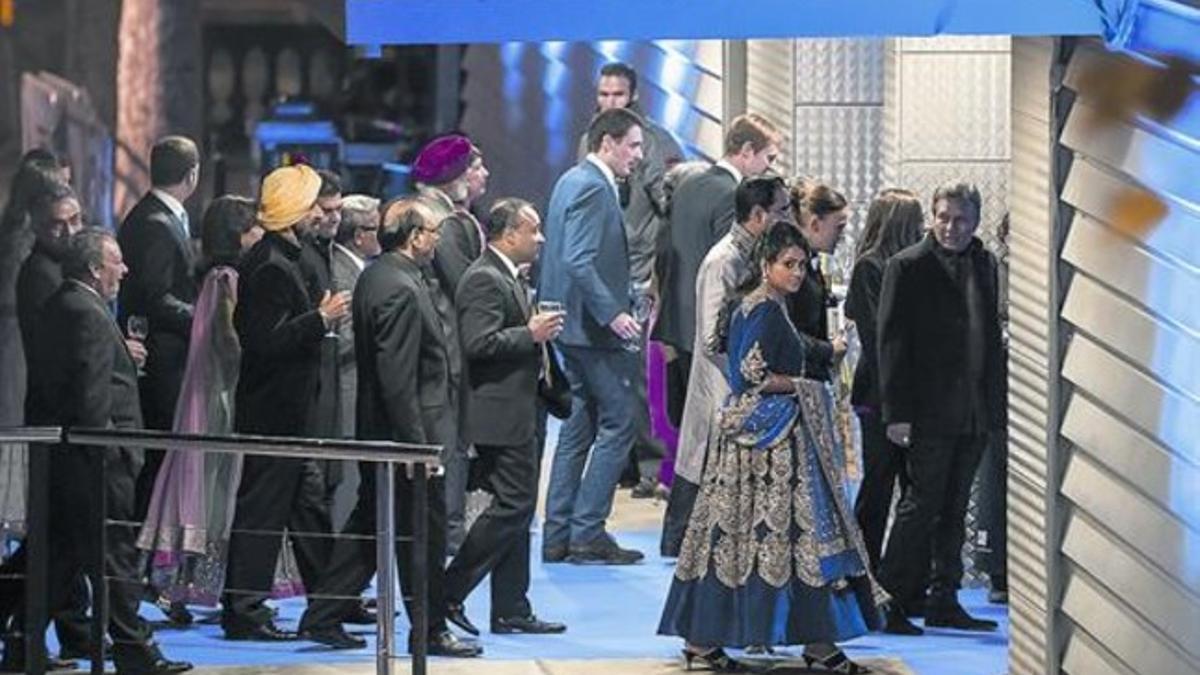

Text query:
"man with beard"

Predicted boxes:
[[576, 62, 684, 498], [413, 134, 488, 552], [220, 164, 349, 642]]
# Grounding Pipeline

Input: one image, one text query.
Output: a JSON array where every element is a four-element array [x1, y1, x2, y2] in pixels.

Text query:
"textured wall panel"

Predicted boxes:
[[793, 105, 883, 207], [898, 52, 1011, 160], [747, 39, 795, 176], [900, 35, 1013, 53], [1005, 36, 1059, 675], [793, 38, 885, 104]]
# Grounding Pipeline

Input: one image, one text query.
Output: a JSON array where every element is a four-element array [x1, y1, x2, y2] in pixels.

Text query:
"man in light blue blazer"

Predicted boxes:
[[537, 107, 645, 565]]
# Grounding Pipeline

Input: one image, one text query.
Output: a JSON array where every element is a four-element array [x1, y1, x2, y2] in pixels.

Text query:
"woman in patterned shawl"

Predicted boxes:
[[659, 222, 884, 673]]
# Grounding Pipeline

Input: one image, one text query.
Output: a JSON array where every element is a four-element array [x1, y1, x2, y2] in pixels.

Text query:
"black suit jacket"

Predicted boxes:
[[785, 259, 836, 382], [654, 164, 737, 352], [25, 281, 144, 468], [16, 244, 64, 357], [117, 192, 197, 422], [353, 252, 452, 446], [456, 248, 540, 447], [877, 237, 1007, 435], [233, 233, 327, 436], [432, 210, 485, 300], [845, 251, 885, 409]]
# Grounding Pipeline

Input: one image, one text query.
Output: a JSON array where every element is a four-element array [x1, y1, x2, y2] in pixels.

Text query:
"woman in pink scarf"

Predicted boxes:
[[138, 195, 304, 620]]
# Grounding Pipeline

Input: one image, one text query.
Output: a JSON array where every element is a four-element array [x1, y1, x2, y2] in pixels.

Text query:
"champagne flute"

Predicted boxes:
[[127, 315, 148, 376], [623, 294, 653, 353]]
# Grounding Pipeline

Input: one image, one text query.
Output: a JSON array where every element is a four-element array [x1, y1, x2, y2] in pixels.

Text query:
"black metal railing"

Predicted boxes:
[[0, 426, 441, 675]]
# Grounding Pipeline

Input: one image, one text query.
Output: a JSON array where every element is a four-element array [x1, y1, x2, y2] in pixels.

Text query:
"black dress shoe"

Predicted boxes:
[[446, 603, 480, 636], [223, 621, 299, 641], [925, 603, 998, 631], [413, 630, 482, 658], [0, 654, 77, 673], [59, 639, 113, 660], [542, 544, 568, 563], [123, 656, 194, 674], [342, 604, 378, 625], [302, 626, 367, 650], [568, 537, 644, 565], [491, 614, 567, 634], [882, 602, 924, 635]]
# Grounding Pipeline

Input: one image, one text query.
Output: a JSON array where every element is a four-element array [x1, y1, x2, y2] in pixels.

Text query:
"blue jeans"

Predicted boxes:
[[543, 345, 636, 549]]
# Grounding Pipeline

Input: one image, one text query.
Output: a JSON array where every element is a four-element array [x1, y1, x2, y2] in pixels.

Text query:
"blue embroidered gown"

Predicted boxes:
[[658, 293, 885, 646]]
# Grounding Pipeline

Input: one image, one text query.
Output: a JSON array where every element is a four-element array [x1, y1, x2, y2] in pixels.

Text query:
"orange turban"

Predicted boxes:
[[257, 164, 321, 232]]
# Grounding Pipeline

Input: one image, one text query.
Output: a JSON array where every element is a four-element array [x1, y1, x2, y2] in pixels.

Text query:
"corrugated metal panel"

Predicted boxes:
[[746, 39, 794, 176], [1006, 36, 1060, 675], [1049, 17, 1200, 674]]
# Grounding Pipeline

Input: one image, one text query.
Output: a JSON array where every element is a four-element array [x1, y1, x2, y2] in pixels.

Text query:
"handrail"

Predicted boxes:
[[0, 425, 436, 675], [0, 426, 63, 444], [64, 427, 442, 464]]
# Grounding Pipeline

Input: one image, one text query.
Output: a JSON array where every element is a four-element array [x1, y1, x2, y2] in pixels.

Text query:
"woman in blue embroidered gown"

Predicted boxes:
[[659, 223, 884, 673]]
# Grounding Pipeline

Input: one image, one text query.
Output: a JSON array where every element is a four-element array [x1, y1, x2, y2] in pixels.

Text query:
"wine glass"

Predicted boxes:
[[623, 294, 653, 353], [127, 315, 148, 376]]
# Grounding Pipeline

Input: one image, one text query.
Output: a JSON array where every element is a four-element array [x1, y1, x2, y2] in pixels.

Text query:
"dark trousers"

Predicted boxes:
[[0, 546, 92, 651], [445, 439, 538, 619], [11, 447, 161, 671], [878, 433, 986, 606], [975, 431, 1007, 588], [133, 366, 183, 522], [664, 350, 692, 429], [853, 412, 910, 573], [659, 476, 699, 558], [300, 465, 448, 635], [221, 457, 332, 629]]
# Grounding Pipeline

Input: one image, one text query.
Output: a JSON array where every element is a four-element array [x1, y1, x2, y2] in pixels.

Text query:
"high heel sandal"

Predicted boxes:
[[801, 649, 871, 674], [682, 646, 747, 672]]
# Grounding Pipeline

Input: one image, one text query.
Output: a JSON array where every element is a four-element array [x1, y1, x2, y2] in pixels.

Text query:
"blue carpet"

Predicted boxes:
[[52, 529, 1007, 673]]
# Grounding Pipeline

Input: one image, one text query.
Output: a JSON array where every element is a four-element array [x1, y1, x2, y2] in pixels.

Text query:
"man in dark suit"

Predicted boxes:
[[118, 136, 200, 518], [5, 186, 101, 670], [415, 134, 490, 553], [220, 164, 349, 642], [297, 198, 481, 657], [654, 113, 780, 429], [875, 182, 1006, 635], [537, 107, 645, 565], [443, 199, 566, 637], [19, 228, 191, 674]]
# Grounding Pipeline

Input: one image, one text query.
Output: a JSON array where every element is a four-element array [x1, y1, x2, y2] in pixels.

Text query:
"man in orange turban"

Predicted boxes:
[[220, 164, 354, 646]]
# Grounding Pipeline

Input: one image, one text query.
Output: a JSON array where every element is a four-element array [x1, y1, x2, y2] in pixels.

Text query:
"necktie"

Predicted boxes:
[[178, 209, 190, 241]]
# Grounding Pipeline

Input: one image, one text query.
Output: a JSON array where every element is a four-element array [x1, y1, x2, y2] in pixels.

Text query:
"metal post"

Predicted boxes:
[[375, 462, 396, 675], [411, 464, 428, 675], [24, 442, 49, 675], [91, 449, 107, 675]]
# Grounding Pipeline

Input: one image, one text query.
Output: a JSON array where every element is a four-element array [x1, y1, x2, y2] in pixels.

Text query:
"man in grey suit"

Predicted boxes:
[[538, 107, 645, 565], [330, 195, 381, 439], [653, 113, 781, 430], [576, 62, 685, 497]]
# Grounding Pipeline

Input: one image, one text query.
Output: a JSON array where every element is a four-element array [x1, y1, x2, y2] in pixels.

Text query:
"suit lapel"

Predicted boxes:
[[483, 248, 530, 319], [148, 193, 195, 266]]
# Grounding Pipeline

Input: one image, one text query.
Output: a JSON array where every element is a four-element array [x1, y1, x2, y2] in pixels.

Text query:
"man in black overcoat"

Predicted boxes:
[[875, 183, 1007, 635], [220, 164, 350, 641]]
